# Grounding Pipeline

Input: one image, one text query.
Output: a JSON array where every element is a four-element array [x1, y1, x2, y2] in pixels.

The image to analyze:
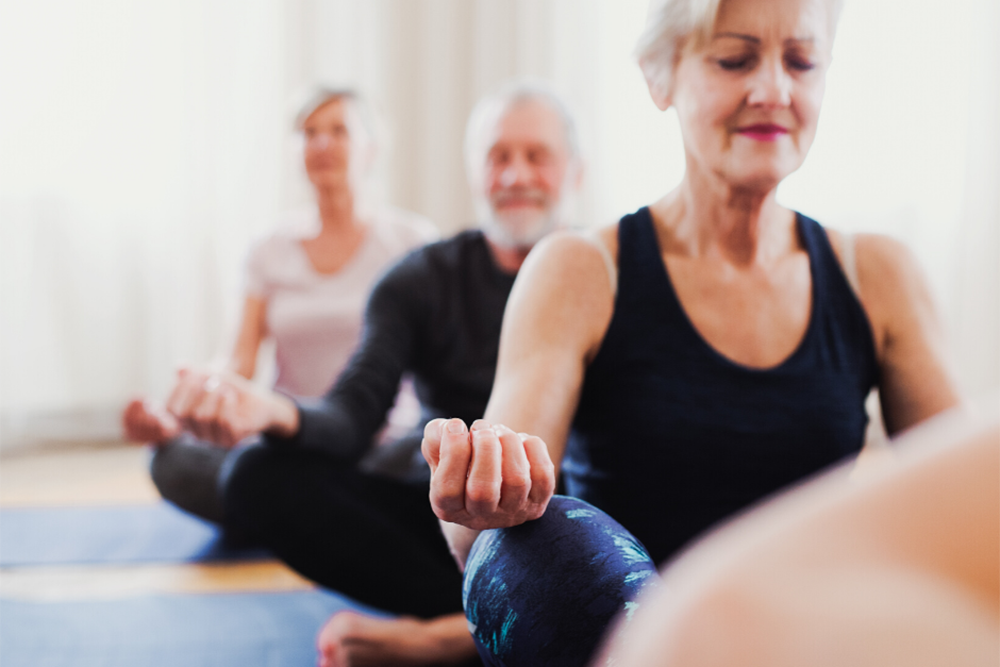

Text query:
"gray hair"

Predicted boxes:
[[635, 0, 845, 103], [463, 80, 580, 181]]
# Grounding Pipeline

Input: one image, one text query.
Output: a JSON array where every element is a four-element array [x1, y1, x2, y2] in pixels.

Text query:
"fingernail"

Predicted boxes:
[[446, 419, 467, 434], [470, 419, 491, 431]]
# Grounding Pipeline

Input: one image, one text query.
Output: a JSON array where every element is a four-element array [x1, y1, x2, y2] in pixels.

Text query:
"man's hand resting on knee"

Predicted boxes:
[[422, 418, 556, 531], [163, 367, 300, 447]]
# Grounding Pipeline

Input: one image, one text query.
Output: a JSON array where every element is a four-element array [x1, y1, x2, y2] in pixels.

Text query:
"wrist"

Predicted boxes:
[[266, 393, 300, 438], [441, 521, 480, 572]]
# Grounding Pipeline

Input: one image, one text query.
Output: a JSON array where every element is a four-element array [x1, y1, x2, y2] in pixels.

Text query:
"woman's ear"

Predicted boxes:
[[640, 59, 673, 111]]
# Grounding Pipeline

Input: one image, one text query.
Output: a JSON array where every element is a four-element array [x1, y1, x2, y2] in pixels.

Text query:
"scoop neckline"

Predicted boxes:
[[295, 221, 374, 279], [641, 207, 819, 374]]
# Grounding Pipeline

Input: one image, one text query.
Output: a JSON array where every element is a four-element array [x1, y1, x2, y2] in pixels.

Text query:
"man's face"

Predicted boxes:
[[474, 100, 575, 249]]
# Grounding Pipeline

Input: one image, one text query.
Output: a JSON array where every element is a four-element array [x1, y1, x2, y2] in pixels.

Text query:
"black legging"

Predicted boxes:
[[222, 443, 464, 618]]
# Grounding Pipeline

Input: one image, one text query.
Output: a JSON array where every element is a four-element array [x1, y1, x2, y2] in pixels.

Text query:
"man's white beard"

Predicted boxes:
[[476, 187, 572, 250], [480, 206, 560, 250]]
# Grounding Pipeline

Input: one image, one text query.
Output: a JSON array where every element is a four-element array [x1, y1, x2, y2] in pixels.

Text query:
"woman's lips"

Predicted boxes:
[[736, 124, 789, 141]]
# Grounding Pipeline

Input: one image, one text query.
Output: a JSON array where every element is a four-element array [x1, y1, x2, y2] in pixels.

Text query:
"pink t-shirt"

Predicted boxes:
[[245, 206, 438, 398]]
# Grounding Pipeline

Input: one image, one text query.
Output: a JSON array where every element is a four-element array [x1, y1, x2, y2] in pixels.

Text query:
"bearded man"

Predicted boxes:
[[134, 80, 582, 666]]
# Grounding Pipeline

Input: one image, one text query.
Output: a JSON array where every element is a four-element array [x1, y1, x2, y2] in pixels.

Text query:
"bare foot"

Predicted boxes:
[[122, 397, 181, 445], [316, 611, 477, 667]]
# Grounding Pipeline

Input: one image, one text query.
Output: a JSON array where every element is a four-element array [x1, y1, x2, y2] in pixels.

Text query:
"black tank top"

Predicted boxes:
[[566, 207, 878, 564]]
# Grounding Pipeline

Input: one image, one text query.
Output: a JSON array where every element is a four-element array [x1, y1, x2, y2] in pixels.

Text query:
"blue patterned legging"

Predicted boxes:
[[462, 496, 660, 666]]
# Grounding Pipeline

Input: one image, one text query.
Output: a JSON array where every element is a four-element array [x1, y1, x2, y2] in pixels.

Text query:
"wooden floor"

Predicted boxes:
[[0, 442, 159, 507], [1, 395, 890, 602], [0, 441, 311, 600]]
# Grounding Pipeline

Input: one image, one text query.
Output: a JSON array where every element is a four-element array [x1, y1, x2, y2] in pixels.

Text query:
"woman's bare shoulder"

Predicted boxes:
[[827, 229, 920, 283], [827, 229, 930, 344], [854, 233, 932, 316], [828, 225, 961, 429], [506, 225, 621, 359]]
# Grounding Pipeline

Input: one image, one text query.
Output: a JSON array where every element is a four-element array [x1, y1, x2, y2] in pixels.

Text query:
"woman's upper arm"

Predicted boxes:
[[228, 295, 268, 380], [483, 231, 616, 470], [855, 234, 962, 434]]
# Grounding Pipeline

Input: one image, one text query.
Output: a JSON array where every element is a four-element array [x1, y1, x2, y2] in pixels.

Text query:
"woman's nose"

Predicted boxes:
[[747, 59, 792, 108]]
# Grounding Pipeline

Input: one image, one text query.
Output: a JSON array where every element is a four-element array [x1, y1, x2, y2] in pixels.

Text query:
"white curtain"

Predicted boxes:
[[1, 0, 287, 445], [2, 0, 997, 449], [950, 0, 1000, 397]]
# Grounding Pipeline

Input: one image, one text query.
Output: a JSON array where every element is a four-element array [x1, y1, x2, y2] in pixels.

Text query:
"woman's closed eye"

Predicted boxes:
[[785, 54, 816, 72], [715, 55, 755, 71]]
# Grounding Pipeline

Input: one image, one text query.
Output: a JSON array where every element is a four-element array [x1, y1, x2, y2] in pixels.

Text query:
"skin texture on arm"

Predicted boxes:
[[849, 234, 962, 434], [597, 402, 999, 667], [226, 295, 268, 380], [423, 231, 616, 566]]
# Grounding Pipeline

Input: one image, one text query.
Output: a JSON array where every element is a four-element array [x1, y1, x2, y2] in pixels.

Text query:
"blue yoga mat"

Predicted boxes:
[[0, 503, 269, 566], [1, 590, 385, 667]]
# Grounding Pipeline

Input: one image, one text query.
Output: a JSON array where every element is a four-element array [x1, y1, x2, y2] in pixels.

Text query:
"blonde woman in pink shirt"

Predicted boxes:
[[123, 89, 437, 523]]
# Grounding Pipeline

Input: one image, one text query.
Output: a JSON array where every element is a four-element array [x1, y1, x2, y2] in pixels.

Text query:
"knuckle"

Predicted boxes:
[[534, 456, 556, 477], [434, 476, 466, 498], [429, 489, 462, 513], [503, 470, 531, 490], [466, 480, 500, 504]]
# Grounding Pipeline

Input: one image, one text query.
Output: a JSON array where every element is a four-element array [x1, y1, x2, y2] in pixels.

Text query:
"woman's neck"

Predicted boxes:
[[653, 168, 796, 267], [314, 184, 361, 235]]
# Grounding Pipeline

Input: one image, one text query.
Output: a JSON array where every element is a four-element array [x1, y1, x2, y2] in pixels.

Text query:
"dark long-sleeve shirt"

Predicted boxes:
[[265, 230, 517, 476]]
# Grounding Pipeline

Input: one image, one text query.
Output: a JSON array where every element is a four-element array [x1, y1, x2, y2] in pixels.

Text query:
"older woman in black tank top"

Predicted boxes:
[[422, 0, 962, 662]]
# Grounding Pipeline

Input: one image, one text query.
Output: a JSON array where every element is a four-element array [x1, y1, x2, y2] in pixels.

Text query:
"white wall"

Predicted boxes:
[[1, 0, 997, 448]]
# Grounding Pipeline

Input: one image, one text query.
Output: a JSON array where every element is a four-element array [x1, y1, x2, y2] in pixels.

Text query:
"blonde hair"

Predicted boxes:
[[290, 86, 384, 151], [635, 0, 723, 103]]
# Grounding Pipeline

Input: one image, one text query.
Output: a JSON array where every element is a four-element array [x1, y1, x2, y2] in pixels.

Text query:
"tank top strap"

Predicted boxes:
[[793, 212, 878, 384], [795, 211, 850, 323], [616, 207, 672, 303], [794, 212, 832, 313]]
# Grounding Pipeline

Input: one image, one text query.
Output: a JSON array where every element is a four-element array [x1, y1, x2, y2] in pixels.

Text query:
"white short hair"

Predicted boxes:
[[635, 0, 844, 102], [463, 80, 579, 182]]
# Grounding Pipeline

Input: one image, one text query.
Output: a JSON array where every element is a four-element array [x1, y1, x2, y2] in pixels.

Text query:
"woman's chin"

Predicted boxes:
[[308, 172, 351, 191], [719, 161, 800, 195]]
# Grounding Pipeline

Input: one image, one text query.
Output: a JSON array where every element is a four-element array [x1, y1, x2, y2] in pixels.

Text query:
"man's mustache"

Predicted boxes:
[[491, 188, 548, 207]]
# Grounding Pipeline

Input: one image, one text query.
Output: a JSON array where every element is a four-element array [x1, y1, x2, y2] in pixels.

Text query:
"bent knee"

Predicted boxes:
[[219, 444, 277, 517], [463, 496, 659, 666]]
